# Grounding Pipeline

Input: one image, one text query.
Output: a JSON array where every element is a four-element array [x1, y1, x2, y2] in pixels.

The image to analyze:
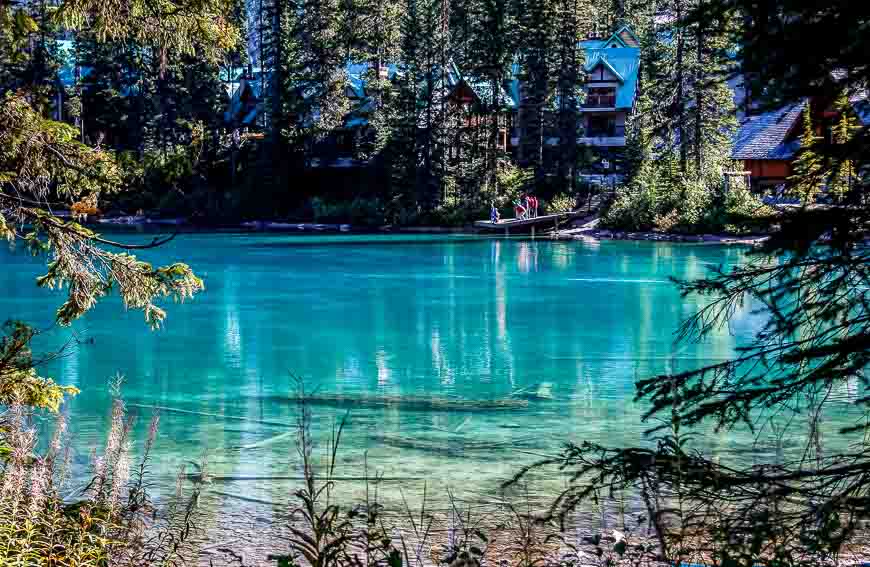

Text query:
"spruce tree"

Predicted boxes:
[[788, 101, 824, 204], [515, 0, 556, 182], [466, 0, 514, 195], [828, 92, 860, 200]]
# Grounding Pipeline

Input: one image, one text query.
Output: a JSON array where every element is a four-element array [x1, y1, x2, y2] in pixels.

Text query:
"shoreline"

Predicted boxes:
[[554, 227, 769, 245], [88, 215, 770, 245]]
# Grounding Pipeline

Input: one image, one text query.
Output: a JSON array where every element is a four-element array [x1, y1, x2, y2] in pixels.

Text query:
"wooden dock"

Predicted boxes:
[[474, 212, 575, 236]]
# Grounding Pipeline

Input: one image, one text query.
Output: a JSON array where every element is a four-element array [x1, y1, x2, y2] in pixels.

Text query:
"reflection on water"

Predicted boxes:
[[0, 234, 849, 514]]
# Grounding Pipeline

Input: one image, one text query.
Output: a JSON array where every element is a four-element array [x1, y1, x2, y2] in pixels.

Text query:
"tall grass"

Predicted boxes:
[[0, 385, 200, 566]]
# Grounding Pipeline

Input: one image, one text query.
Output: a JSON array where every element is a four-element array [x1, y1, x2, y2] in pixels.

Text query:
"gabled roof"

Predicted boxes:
[[445, 62, 517, 110], [579, 44, 640, 109], [602, 25, 640, 48], [584, 57, 624, 83], [851, 93, 870, 126], [346, 62, 399, 99], [731, 102, 805, 160]]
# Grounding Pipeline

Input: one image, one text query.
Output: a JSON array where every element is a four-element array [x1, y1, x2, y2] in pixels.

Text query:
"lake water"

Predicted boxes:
[[1, 233, 841, 533]]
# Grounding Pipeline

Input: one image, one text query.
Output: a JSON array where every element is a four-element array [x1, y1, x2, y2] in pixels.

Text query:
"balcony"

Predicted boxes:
[[578, 126, 626, 147], [583, 95, 616, 109]]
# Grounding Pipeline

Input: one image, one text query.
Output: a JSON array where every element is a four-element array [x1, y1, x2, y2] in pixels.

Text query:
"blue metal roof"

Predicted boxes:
[[444, 62, 516, 110], [731, 102, 805, 160], [579, 42, 640, 109], [852, 96, 870, 126], [346, 62, 399, 99]]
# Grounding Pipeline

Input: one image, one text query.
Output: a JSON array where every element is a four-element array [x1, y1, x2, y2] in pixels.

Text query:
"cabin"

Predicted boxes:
[[443, 63, 517, 154], [732, 96, 867, 194], [577, 25, 641, 149], [225, 68, 266, 128], [731, 102, 804, 193]]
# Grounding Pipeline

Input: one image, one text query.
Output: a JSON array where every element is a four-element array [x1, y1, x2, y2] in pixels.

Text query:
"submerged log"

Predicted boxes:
[[370, 433, 537, 457], [128, 403, 289, 427], [510, 382, 554, 401], [237, 430, 294, 450], [282, 393, 528, 412]]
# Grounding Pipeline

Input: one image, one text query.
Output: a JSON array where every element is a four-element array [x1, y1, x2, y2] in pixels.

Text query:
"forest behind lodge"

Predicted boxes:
[[0, 0, 787, 229]]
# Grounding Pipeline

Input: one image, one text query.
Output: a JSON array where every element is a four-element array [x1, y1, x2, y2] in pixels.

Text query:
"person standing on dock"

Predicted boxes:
[[514, 198, 526, 220], [522, 194, 531, 219], [530, 194, 538, 218], [490, 202, 500, 223]]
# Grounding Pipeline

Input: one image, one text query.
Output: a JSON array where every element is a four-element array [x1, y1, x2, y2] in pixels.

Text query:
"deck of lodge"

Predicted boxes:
[[474, 212, 575, 236]]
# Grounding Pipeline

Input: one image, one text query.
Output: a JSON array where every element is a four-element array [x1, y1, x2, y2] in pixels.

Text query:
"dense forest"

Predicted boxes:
[[3, 0, 870, 564], [0, 0, 750, 227]]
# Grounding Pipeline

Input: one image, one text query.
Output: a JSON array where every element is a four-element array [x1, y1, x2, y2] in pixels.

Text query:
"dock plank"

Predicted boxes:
[[474, 212, 574, 231]]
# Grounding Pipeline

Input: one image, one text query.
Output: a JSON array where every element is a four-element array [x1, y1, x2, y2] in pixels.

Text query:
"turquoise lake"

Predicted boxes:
[[2, 233, 843, 519]]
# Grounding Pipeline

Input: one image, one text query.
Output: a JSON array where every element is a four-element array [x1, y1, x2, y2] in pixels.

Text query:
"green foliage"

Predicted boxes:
[[828, 93, 861, 200], [788, 101, 824, 204], [0, 92, 122, 198], [310, 196, 385, 226], [0, 395, 201, 565], [1, 95, 205, 328], [718, 182, 775, 233], [0, 321, 78, 415], [603, 160, 715, 233], [544, 192, 575, 214]]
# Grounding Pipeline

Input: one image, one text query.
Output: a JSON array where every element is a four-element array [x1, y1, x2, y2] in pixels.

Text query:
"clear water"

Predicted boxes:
[[0, 234, 850, 517]]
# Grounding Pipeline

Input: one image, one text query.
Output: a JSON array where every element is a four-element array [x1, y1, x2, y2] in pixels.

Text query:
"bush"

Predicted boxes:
[[602, 162, 716, 233], [543, 193, 576, 214], [719, 182, 776, 234], [0, 389, 201, 565], [310, 197, 386, 226]]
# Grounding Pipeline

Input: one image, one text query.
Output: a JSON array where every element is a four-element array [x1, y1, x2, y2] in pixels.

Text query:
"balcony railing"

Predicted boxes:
[[584, 125, 625, 138], [584, 95, 616, 108]]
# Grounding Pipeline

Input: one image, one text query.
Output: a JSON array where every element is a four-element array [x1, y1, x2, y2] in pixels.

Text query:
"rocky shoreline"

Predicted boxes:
[[91, 215, 769, 245], [555, 227, 769, 245]]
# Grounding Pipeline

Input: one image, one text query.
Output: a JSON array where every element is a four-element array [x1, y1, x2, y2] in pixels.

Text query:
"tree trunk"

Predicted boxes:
[[675, 0, 687, 175], [694, 3, 703, 178]]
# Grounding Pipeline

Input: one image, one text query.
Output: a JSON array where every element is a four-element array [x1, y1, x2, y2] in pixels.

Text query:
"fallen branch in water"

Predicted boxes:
[[370, 433, 538, 457], [128, 403, 290, 427], [209, 491, 274, 507], [237, 430, 294, 450], [188, 474, 425, 482], [273, 393, 528, 412]]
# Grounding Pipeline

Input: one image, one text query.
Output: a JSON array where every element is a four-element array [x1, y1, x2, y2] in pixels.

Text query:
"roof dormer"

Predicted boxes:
[[602, 25, 640, 48], [585, 57, 625, 83]]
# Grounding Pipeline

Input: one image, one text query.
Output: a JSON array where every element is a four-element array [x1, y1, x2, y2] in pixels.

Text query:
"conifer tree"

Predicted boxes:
[[467, 0, 514, 193], [515, 0, 556, 181], [552, 0, 587, 192], [789, 101, 824, 204], [829, 92, 860, 200]]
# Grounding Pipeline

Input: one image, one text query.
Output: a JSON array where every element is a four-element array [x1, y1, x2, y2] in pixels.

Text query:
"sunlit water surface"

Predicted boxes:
[[1, 234, 860, 525]]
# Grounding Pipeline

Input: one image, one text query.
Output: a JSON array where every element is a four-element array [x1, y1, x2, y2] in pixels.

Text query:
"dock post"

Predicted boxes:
[[531, 225, 535, 239], [504, 226, 509, 237]]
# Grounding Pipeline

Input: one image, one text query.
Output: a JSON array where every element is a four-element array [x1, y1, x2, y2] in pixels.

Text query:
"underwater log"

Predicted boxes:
[[282, 393, 528, 411]]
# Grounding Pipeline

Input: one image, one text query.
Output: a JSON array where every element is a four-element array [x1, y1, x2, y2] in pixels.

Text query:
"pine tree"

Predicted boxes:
[[76, 35, 144, 149], [552, 0, 588, 192], [789, 101, 824, 204], [828, 92, 860, 200], [466, 0, 514, 194], [516, 0, 556, 181]]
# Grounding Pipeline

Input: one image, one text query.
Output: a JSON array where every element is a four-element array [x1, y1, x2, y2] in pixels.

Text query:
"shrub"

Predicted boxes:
[[310, 197, 386, 226], [0, 387, 201, 565], [543, 193, 576, 214], [602, 162, 718, 233], [720, 182, 776, 234]]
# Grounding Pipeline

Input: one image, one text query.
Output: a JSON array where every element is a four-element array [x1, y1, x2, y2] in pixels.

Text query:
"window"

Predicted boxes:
[[585, 87, 616, 108], [587, 115, 616, 137]]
